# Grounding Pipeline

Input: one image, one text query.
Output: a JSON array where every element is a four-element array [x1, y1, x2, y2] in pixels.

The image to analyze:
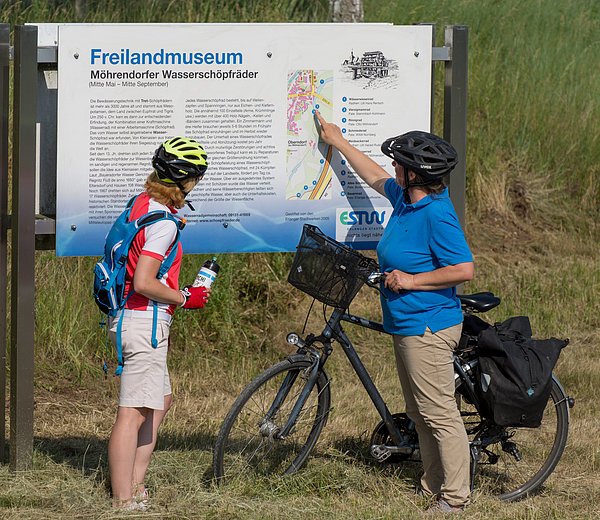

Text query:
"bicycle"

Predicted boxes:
[[212, 225, 574, 501]]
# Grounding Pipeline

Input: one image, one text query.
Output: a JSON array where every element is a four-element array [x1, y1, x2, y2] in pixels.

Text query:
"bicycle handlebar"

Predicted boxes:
[[366, 271, 385, 287]]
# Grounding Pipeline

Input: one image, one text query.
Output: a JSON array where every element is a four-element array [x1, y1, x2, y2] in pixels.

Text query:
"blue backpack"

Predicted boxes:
[[93, 195, 185, 374]]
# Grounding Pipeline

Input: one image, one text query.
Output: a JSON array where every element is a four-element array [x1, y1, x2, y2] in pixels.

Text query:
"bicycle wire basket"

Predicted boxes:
[[288, 224, 379, 309]]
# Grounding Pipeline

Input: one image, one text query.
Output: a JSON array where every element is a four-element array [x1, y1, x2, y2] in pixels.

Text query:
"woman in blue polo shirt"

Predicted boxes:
[[316, 112, 474, 514]]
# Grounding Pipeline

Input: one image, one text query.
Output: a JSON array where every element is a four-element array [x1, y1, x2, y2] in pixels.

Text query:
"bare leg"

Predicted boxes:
[[108, 406, 150, 505], [132, 394, 173, 495]]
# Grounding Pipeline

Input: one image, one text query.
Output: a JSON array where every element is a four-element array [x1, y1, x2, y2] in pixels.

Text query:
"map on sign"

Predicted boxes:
[[286, 69, 333, 200]]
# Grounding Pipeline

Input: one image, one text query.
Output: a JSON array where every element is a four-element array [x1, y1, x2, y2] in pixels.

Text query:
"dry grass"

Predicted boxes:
[[3, 225, 600, 518], [2, 348, 599, 519], [6, 185, 600, 518]]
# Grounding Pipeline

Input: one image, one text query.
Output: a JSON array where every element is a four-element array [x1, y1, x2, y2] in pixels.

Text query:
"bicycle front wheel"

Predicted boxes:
[[460, 375, 570, 501], [213, 355, 331, 484]]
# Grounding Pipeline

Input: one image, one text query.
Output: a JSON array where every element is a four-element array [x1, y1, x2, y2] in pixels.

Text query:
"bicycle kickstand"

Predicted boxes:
[[469, 444, 481, 492]]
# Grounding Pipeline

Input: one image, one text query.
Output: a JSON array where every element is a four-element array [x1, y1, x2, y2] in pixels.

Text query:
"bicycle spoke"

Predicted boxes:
[[214, 359, 331, 483], [460, 379, 569, 500]]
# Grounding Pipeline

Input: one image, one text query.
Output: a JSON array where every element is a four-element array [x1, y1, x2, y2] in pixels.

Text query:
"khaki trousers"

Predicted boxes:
[[393, 324, 470, 507]]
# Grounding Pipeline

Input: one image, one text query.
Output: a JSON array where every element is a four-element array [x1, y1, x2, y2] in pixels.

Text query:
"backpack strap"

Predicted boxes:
[[149, 215, 181, 352], [158, 219, 182, 278], [134, 211, 183, 279], [121, 194, 138, 225], [151, 302, 159, 348], [115, 310, 126, 376], [136, 210, 185, 231], [113, 289, 136, 375]]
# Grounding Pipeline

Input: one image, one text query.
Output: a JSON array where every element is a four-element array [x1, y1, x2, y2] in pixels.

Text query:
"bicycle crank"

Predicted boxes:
[[370, 444, 415, 462], [370, 412, 420, 463]]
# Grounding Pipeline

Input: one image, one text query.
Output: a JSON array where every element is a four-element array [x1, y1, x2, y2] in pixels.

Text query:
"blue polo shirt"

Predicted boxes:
[[376, 179, 472, 335]]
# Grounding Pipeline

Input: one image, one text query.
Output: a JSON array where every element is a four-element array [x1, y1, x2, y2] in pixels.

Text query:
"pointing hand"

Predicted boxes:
[[315, 110, 346, 148]]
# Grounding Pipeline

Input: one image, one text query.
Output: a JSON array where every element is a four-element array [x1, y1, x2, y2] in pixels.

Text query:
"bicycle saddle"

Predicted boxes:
[[458, 292, 501, 312]]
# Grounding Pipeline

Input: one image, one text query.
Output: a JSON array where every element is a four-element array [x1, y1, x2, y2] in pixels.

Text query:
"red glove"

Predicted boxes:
[[179, 286, 209, 309]]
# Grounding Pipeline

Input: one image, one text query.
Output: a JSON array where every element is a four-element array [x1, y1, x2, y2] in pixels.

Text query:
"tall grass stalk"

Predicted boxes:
[[367, 0, 600, 219], [0, 0, 329, 24]]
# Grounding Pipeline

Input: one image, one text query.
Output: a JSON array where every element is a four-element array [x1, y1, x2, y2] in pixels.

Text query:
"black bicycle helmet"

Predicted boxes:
[[152, 137, 208, 184], [381, 131, 458, 181]]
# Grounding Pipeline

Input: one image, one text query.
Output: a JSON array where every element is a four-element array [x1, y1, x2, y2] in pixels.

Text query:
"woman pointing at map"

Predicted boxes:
[[315, 111, 474, 514]]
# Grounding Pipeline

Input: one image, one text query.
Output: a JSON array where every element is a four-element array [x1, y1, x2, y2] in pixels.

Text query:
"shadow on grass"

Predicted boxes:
[[158, 431, 217, 485], [33, 432, 421, 492], [157, 431, 216, 452], [34, 431, 217, 486], [330, 435, 553, 500], [34, 435, 109, 488], [330, 435, 422, 482]]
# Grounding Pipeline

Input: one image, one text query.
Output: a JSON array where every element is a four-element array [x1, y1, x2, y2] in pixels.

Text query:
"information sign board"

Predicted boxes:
[[56, 23, 432, 255]]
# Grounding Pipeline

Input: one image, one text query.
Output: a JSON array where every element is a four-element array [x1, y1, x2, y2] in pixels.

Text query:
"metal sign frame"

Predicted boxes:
[[0, 23, 468, 471], [0, 23, 9, 466]]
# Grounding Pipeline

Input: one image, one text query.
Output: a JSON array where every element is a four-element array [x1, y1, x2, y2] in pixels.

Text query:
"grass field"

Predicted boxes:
[[1, 0, 599, 518]]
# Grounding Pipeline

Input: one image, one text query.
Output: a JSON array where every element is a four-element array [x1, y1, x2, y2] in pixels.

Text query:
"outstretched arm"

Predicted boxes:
[[315, 110, 391, 196]]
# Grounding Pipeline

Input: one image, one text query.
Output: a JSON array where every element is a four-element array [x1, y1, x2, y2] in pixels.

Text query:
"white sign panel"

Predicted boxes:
[[56, 23, 432, 256]]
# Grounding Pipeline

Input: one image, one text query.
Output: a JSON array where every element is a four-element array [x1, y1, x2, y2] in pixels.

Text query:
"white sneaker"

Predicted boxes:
[[115, 499, 148, 512], [134, 487, 150, 510]]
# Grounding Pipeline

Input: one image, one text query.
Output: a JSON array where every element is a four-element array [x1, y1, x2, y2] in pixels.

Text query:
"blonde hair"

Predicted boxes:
[[144, 171, 198, 208]]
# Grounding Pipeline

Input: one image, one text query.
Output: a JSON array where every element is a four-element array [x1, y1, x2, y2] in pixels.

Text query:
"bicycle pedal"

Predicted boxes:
[[484, 450, 499, 464], [370, 444, 392, 462]]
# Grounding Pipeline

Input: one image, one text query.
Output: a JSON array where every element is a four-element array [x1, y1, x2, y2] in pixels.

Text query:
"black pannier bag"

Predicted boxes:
[[475, 316, 568, 428]]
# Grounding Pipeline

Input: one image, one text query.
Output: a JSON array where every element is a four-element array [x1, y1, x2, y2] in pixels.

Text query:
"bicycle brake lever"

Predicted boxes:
[[365, 272, 388, 301], [366, 272, 385, 285]]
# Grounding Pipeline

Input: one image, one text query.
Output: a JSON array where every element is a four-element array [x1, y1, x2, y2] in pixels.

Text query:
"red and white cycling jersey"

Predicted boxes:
[[123, 192, 182, 315]]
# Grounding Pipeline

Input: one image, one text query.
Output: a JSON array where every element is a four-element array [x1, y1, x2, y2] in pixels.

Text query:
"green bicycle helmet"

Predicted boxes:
[[152, 137, 208, 184]]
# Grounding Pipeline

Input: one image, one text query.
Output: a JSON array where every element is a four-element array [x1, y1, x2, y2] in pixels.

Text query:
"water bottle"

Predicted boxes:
[[192, 256, 220, 289]]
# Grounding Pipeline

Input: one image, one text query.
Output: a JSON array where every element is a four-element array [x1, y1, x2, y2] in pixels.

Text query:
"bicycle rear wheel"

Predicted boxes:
[[458, 375, 570, 501], [213, 355, 331, 484]]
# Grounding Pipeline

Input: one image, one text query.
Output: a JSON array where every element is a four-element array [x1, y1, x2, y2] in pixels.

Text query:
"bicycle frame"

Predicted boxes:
[[276, 307, 478, 451], [214, 286, 573, 501]]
